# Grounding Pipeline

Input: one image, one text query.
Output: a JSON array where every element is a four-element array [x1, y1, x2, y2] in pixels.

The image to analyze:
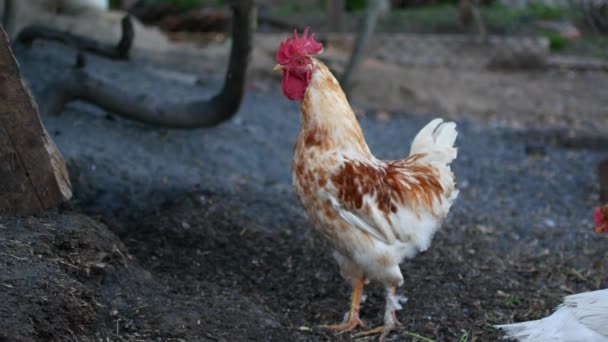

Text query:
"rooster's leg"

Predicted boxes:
[[320, 276, 366, 331], [356, 287, 403, 341]]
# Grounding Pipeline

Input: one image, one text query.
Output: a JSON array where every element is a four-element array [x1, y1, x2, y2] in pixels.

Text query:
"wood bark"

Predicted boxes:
[[37, 0, 254, 129], [0, 25, 72, 215]]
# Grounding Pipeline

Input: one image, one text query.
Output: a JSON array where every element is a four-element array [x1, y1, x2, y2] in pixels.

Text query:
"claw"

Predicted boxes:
[[356, 325, 385, 336], [320, 276, 366, 332], [320, 313, 366, 332], [356, 287, 402, 341], [356, 324, 395, 342]]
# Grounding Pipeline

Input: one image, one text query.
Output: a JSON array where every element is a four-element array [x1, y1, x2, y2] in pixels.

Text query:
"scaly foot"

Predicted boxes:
[[320, 312, 366, 331], [356, 287, 403, 341], [356, 323, 396, 342], [321, 276, 367, 332]]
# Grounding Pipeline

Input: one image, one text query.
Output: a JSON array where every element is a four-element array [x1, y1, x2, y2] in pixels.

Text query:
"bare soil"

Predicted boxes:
[[1, 31, 607, 342]]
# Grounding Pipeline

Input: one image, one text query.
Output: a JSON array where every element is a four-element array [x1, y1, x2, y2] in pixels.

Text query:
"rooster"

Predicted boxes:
[[273, 28, 459, 340]]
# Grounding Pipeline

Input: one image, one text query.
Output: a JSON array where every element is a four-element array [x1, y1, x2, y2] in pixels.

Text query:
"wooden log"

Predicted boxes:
[[0, 25, 72, 215], [37, 0, 255, 129], [16, 15, 134, 60]]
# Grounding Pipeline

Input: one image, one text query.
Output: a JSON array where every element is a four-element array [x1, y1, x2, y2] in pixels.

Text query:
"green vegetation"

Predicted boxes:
[[384, 4, 459, 32], [346, 0, 367, 12], [270, 2, 308, 16], [504, 295, 524, 306], [401, 331, 436, 342], [543, 30, 568, 51], [268, 2, 325, 26], [578, 36, 608, 59], [527, 3, 566, 20], [458, 330, 470, 342]]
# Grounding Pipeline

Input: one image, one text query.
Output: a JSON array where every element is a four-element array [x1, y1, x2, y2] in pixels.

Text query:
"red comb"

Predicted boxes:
[[276, 27, 323, 64]]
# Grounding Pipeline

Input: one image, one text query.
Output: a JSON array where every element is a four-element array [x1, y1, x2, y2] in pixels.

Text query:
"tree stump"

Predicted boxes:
[[0, 25, 72, 215]]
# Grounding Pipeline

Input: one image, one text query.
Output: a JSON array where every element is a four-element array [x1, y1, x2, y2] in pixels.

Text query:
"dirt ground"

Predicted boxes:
[[1, 26, 608, 341]]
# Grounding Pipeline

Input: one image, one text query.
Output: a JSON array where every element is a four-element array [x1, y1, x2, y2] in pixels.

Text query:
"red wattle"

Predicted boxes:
[[281, 70, 308, 100]]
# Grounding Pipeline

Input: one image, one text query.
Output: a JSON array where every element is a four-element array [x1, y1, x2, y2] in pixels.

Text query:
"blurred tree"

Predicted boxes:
[[16, 15, 134, 60], [341, 0, 387, 95], [328, 0, 346, 32], [0, 25, 72, 215], [582, 0, 608, 33], [459, 0, 486, 39]]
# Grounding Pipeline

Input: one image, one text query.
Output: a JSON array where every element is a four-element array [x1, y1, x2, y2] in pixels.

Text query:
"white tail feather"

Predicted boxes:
[[409, 118, 458, 166]]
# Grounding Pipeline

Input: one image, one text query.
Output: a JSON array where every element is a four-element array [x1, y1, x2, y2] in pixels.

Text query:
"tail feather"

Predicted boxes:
[[495, 320, 544, 341], [409, 118, 458, 165], [433, 121, 457, 148]]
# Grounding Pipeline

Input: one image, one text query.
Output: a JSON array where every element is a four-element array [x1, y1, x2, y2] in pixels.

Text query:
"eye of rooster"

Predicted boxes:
[[292, 56, 308, 67]]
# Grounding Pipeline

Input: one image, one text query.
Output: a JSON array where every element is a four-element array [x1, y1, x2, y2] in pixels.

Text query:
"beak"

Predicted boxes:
[[273, 64, 285, 72]]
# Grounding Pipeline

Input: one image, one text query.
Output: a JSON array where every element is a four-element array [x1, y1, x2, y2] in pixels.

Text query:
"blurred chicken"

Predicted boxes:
[[274, 28, 458, 340], [595, 204, 608, 234], [495, 289, 608, 341]]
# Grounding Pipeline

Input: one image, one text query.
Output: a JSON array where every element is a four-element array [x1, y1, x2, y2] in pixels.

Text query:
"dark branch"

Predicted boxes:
[[16, 15, 134, 60], [38, 0, 254, 129]]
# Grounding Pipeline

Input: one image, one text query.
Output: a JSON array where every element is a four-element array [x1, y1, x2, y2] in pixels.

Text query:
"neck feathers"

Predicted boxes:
[[300, 60, 369, 154]]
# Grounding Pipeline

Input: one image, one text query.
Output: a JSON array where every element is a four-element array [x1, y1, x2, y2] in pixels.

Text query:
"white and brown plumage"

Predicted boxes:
[[274, 28, 458, 340]]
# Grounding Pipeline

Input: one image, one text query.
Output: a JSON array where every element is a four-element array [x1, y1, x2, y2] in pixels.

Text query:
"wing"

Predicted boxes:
[[566, 289, 608, 336], [326, 156, 448, 247]]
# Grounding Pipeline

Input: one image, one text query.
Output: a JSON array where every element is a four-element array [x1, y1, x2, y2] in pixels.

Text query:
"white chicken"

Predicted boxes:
[[495, 289, 608, 342]]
